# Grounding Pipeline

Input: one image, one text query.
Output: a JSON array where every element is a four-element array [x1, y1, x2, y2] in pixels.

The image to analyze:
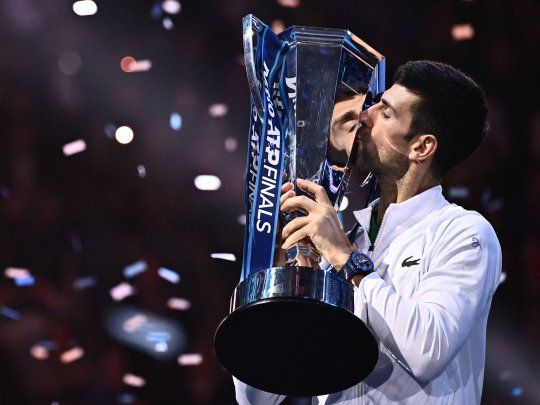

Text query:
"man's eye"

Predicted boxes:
[[380, 109, 390, 119]]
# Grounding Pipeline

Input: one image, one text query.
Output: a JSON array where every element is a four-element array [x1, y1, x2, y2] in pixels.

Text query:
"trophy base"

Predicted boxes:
[[214, 266, 378, 397]]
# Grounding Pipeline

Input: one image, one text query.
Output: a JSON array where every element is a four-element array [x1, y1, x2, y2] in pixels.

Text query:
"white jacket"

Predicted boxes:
[[234, 185, 502, 404]]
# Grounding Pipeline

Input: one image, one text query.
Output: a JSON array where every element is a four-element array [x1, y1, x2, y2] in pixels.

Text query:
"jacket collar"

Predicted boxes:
[[352, 185, 449, 254]]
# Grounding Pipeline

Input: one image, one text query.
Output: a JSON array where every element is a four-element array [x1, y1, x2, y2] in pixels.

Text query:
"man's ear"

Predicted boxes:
[[409, 134, 437, 163]]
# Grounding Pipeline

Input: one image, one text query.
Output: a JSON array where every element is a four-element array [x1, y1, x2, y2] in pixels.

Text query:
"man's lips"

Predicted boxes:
[[356, 124, 371, 141]]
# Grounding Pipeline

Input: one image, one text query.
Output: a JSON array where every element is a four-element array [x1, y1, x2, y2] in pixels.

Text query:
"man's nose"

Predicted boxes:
[[359, 107, 374, 128]]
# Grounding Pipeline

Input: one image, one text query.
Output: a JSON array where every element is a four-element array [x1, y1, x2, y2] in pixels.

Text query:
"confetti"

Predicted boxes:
[[110, 282, 136, 301], [169, 112, 182, 131], [120, 57, 152, 73], [277, 0, 301, 8], [194, 175, 221, 191], [208, 103, 228, 117], [4, 267, 31, 279], [271, 20, 286, 34], [511, 387, 523, 397], [123, 373, 146, 387], [167, 297, 191, 311], [162, 17, 174, 30], [338, 196, 349, 212], [154, 341, 168, 352], [499, 272, 507, 284], [178, 353, 203, 366], [115, 126, 134, 144], [224, 137, 238, 152], [451, 23, 474, 41], [448, 186, 469, 199], [210, 253, 237, 262], [0, 306, 20, 320], [73, 275, 97, 290], [15, 275, 35, 287], [137, 165, 146, 178], [62, 139, 87, 156], [60, 347, 85, 364], [157, 267, 180, 284], [118, 393, 136, 404], [30, 344, 49, 360], [162, 0, 181, 14], [145, 331, 171, 352], [237, 214, 246, 225], [123, 260, 148, 279], [58, 52, 82, 76], [72, 0, 98, 16], [123, 314, 148, 333]]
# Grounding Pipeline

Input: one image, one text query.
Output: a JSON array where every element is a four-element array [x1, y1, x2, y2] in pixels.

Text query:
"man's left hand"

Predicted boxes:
[[280, 178, 355, 269]]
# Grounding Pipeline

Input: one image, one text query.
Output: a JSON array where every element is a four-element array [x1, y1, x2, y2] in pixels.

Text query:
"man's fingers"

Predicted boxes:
[[280, 195, 317, 214], [282, 227, 309, 250], [281, 182, 294, 194], [297, 179, 332, 207], [282, 216, 310, 239], [280, 189, 296, 206]]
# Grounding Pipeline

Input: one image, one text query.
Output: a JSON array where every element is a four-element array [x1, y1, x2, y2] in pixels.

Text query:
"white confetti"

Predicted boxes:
[[194, 175, 221, 191], [157, 267, 180, 284], [4, 267, 31, 279], [30, 344, 49, 360], [110, 282, 135, 301], [210, 253, 237, 262], [451, 23, 474, 41], [115, 126, 134, 144], [162, 0, 181, 14], [208, 103, 228, 117], [338, 196, 349, 212], [60, 347, 85, 364], [170, 112, 182, 131], [162, 17, 174, 30], [73, 0, 98, 16], [123, 260, 148, 278], [123, 314, 148, 333], [63, 139, 87, 156], [167, 297, 191, 311], [178, 353, 203, 366], [499, 271, 507, 285], [137, 165, 146, 178], [123, 373, 146, 387]]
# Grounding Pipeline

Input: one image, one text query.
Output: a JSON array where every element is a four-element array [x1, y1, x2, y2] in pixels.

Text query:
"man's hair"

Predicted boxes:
[[394, 60, 489, 178]]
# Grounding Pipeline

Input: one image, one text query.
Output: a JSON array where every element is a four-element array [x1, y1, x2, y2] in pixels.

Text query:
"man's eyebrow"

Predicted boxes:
[[333, 110, 358, 126], [381, 98, 398, 115]]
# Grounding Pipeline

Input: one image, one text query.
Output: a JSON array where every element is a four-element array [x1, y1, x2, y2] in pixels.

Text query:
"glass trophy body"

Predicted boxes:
[[214, 15, 386, 397]]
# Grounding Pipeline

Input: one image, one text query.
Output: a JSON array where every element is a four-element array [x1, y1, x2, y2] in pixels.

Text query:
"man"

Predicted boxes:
[[234, 60, 502, 404]]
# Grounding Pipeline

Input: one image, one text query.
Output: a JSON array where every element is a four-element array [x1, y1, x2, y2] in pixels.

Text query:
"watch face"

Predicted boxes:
[[351, 253, 374, 272]]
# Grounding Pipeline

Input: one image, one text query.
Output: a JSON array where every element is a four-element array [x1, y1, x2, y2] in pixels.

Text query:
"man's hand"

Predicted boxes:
[[280, 179, 355, 269]]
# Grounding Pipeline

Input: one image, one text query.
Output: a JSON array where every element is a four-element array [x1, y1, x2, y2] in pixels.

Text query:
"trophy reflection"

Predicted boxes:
[[214, 15, 386, 396]]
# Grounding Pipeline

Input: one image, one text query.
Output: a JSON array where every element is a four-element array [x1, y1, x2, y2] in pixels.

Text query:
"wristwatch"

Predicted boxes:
[[341, 252, 374, 282]]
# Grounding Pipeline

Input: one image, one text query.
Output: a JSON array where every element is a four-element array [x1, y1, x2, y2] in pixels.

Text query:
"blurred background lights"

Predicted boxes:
[[170, 112, 182, 131], [512, 386, 523, 397], [210, 253, 237, 262], [237, 214, 246, 225], [0, 306, 21, 320], [208, 103, 228, 117], [194, 175, 221, 191], [162, 17, 174, 30], [224, 137, 238, 152], [72, 1, 98, 16], [137, 165, 146, 178], [451, 23, 475, 41], [118, 393, 136, 404], [162, 0, 181, 15], [4, 267, 31, 279], [58, 51, 82, 76], [73, 275, 97, 290], [115, 126, 134, 144]]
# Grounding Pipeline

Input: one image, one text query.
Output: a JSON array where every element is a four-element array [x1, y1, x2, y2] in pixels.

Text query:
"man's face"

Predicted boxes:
[[355, 84, 420, 179]]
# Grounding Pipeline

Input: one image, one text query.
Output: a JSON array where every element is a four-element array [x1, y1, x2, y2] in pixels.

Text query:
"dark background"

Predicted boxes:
[[0, 0, 538, 403]]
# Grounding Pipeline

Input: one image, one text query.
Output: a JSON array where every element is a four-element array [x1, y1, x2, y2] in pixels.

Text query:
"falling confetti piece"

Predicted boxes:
[[157, 267, 180, 284], [208, 103, 229, 117], [4, 267, 31, 279], [210, 253, 237, 262], [60, 347, 85, 364], [499, 272, 507, 284], [448, 186, 470, 199], [169, 112, 182, 131], [451, 23, 474, 41], [120, 57, 152, 73], [162, 0, 181, 14], [167, 297, 191, 311], [30, 344, 49, 360], [115, 126, 134, 144], [123, 314, 148, 333], [178, 353, 203, 366], [271, 20, 286, 34], [137, 165, 146, 178], [238, 214, 246, 225], [123, 260, 148, 278], [15, 275, 35, 287], [224, 137, 238, 152], [73, 275, 97, 290], [277, 0, 300, 8], [72, 0, 98, 16], [0, 306, 20, 320], [123, 373, 146, 387], [110, 282, 136, 301], [63, 139, 87, 156], [194, 175, 221, 191], [162, 17, 174, 30], [118, 393, 137, 404]]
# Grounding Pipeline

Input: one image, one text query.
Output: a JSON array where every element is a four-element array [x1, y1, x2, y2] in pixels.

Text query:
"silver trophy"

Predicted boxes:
[[214, 15, 385, 396]]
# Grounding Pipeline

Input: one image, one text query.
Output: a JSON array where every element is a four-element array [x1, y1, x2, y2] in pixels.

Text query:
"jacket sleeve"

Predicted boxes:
[[233, 377, 286, 405], [356, 214, 502, 382]]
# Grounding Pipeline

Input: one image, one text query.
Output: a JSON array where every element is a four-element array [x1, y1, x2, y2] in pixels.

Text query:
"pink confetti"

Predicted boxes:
[[123, 373, 146, 387], [451, 24, 474, 41], [60, 347, 84, 364], [62, 139, 87, 156], [110, 282, 135, 301], [167, 297, 191, 311], [178, 353, 203, 366]]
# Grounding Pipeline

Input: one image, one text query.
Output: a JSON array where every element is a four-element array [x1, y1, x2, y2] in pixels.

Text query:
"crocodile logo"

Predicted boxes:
[[401, 256, 420, 267]]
